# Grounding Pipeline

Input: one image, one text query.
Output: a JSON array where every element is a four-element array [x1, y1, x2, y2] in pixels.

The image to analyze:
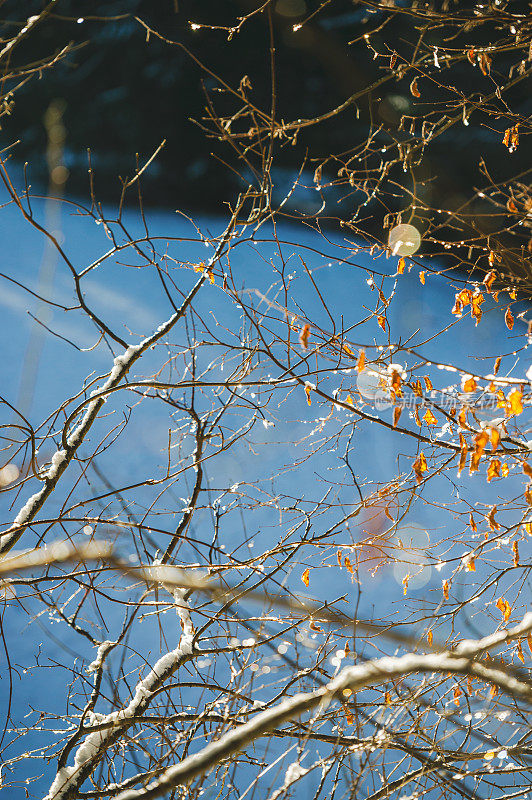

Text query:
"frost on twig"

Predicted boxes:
[[44, 581, 197, 800], [0, 313, 180, 557], [107, 613, 532, 800]]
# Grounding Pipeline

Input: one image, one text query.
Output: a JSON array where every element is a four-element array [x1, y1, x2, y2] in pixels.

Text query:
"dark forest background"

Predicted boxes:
[[1, 1, 530, 245]]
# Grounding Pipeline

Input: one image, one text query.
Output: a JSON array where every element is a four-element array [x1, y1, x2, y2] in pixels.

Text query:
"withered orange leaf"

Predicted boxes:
[[506, 198, 518, 213], [479, 52, 491, 75], [344, 556, 354, 575], [419, 271, 425, 285], [505, 306, 514, 330], [356, 350, 366, 372], [299, 323, 310, 350], [487, 459, 500, 482], [442, 580, 449, 600], [397, 257, 406, 274], [487, 505, 500, 531], [413, 451, 428, 484], [483, 269, 496, 293], [523, 462, 532, 479], [493, 356, 502, 375], [465, 555, 476, 572], [423, 408, 437, 426], [470, 292, 484, 325], [496, 596, 511, 624], [309, 620, 323, 632], [343, 343, 354, 356], [304, 384, 312, 406], [402, 574, 410, 595], [377, 315, 386, 332], [528, 633, 532, 656], [525, 485, 532, 505], [427, 629, 433, 646], [413, 405, 422, 426], [344, 706, 354, 725], [393, 407, 402, 428], [453, 685, 462, 706], [384, 691, 392, 705], [301, 568, 310, 587], [490, 428, 500, 451], [467, 48, 476, 64], [512, 540, 519, 567], [506, 388, 523, 416], [463, 377, 477, 393], [424, 376, 433, 391], [516, 639, 524, 664], [337, 550, 343, 566], [410, 78, 421, 98], [501, 463, 509, 477], [469, 512, 477, 533]]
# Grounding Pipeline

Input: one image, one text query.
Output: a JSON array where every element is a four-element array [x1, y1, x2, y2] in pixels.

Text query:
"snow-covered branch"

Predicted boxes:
[[107, 614, 532, 800], [0, 277, 205, 557], [44, 585, 197, 800]]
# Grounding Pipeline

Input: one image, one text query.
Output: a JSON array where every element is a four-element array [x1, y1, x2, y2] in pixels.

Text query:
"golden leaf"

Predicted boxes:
[[465, 555, 476, 572], [384, 691, 392, 705], [487, 459, 500, 483], [501, 463, 509, 477], [419, 271, 425, 284], [413, 451, 428, 484], [442, 580, 449, 600], [506, 388, 523, 416], [397, 257, 406, 274], [356, 350, 365, 371], [301, 568, 310, 587], [490, 428, 500, 451], [344, 556, 354, 575], [343, 343, 354, 356], [377, 315, 386, 332], [493, 356, 502, 375], [528, 633, 532, 656], [496, 596, 511, 623], [393, 406, 402, 428], [463, 377, 477, 393], [505, 307, 514, 330], [512, 540, 519, 567], [344, 706, 354, 725], [427, 630, 433, 646], [305, 385, 312, 406], [523, 462, 532, 479], [469, 512, 477, 533], [402, 574, 410, 595], [424, 376, 433, 391], [423, 409, 438, 426]]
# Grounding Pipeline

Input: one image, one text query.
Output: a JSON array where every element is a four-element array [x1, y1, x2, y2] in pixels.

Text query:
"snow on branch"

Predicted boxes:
[[0, 279, 205, 558], [107, 614, 532, 800], [44, 584, 197, 800]]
